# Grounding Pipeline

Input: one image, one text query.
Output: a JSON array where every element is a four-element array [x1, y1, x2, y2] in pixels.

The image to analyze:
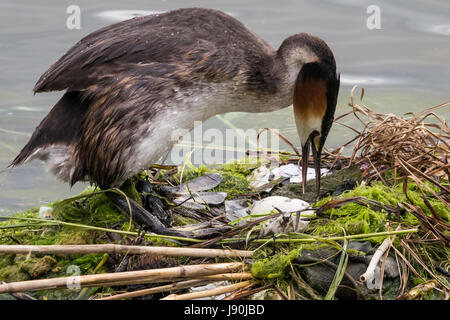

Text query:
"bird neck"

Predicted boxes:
[[239, 46, 319, 114], [274, 40, 321, 89]]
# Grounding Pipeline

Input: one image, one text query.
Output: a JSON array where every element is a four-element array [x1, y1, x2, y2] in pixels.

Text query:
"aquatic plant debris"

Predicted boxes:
[[247, 163, 330, 192], [165, 172, 223, 195], [250, 196, 310, 214], [0, 90, 448, 300]]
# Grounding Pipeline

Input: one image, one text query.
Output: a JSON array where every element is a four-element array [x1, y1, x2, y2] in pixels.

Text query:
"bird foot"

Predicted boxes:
[[106, 191, 172, 234], [136, 179, 173, 227], [106, 191, 231, 240]]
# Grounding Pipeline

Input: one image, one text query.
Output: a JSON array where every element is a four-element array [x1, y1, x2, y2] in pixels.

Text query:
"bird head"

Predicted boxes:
[[293, 59, 340, 197], [277, 33, 340, 197]]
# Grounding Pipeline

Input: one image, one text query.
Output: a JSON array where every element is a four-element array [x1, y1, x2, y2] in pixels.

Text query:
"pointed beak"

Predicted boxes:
[[311, 141, 322, 197], [301, 134, 322, 197], [301, 138, 310, 195]]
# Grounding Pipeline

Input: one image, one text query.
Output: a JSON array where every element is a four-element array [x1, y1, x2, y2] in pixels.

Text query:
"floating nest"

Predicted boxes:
[[0, 88, 449, 300], [323, 86, 450, 244]]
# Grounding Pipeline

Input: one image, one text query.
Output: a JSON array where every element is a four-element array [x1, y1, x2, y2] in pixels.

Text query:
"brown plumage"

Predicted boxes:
[[11, 7, 339, 196]]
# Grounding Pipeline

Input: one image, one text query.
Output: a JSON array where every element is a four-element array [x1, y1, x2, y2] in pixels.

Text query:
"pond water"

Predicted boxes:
[[0, 0, 449, 214]]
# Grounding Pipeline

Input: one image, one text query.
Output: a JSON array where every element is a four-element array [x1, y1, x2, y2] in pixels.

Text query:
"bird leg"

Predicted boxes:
[[106, 182, 229, 239], [105, 191, 179, 235], [136, 179, 172, 227]]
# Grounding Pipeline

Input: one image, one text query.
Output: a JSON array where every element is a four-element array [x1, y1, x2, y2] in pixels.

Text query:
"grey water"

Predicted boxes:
[[0, 0, 449, 215]]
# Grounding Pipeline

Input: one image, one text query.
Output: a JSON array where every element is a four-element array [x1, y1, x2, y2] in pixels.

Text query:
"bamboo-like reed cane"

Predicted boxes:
[[161, 280, 254, 300], [98, 279, 214, 300], [82, 272, 254, 288], [0, 262, 245, 294], [0, 244, 253, 258], [360, 237, 392, 284], [225, 228, 418, 244], [198, 273, 253, 281], [0, 281, 36, 300], [97, 272, 253, 300]]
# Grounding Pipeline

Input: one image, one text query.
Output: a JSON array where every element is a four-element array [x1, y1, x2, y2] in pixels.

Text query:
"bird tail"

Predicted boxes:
[[9, 91, 90, 168]]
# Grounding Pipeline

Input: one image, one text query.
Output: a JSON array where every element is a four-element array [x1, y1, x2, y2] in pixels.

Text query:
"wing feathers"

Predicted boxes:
[[33, 8, 274, 94]]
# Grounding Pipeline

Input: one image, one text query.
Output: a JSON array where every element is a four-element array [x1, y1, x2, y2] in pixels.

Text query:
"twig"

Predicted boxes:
[[96, 273, 253, 300], [0, 216, 203, 243], [289, 265, 322, 300], [378, 224, 399, 300], [360, 237, 393, 284], [226, 228, 418, 244], [0, 282, 36, 300], [398, 280, 440, 300], [0, 262, 246, 294], [223, 284, 272, 300], [399, 239, 449, 290], [82, 272, 253, 288], [98, 279, 213, 300], [161, 280, 254, 300], [0, 244, 253, 258]]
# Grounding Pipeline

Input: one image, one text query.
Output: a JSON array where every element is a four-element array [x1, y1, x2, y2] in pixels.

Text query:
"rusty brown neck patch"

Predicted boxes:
[[293, 78, 327, 122]]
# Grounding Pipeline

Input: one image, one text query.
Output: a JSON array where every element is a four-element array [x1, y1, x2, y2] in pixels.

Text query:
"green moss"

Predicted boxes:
[[214, 158, 262, 197], [54, 254, 106, 275], [52, 189, 126, 228], [220, 157, 265, 175], [392, 181, 449, 221], [19, 255, 57, 278], [211, 171, 250, 198], [0, 184, 130, 298], [55, 230, 94, 245], [0, 265, 30, 282], [0, 255, 14, 270], [251, 243, 326, 280], [252, 248, 303, 279], [50, 176, 148, 230], [172, 214, 200, 226], [120, 177, 144, 206], [309, 203, 387, 238], [309, 180, 449, 242], [0, 254, 58, 282], [144, 235, 181, 247], [171, 157, 256, 199]]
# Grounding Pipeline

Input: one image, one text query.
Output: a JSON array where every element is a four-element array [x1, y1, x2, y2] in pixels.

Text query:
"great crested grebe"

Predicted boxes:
[[11, 8, 340, 234]]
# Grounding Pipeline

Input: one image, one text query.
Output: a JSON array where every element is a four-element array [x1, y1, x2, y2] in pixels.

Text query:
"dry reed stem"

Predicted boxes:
[[330, 87, 449, 179], [378, 224, 400, 300], [97, 279, 215, 300], [0, 244, 253, 258], [0, 262, 246, 294], [160, 280, 254, 300], [223, 283, 273, 300], [84, 272, 254, 288], [325, 86, 449, 243]]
